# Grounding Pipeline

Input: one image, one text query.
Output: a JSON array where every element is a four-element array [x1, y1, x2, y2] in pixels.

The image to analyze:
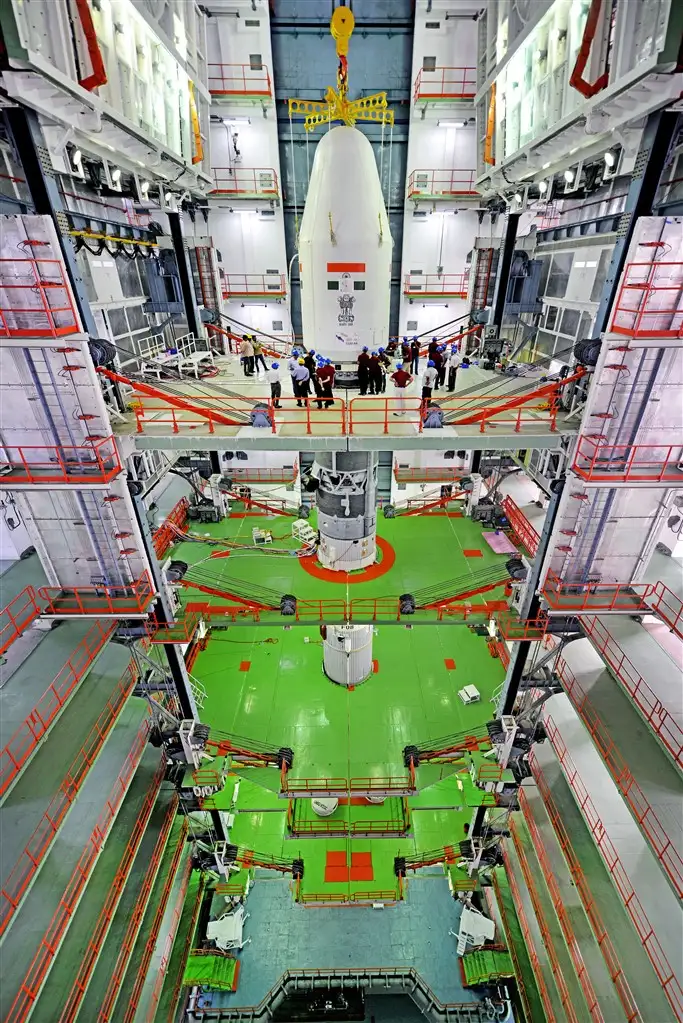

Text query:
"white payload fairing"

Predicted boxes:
[[298, 126, 393, 365]]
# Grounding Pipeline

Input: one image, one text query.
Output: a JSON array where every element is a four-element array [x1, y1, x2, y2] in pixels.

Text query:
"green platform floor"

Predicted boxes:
[[156, 874, 203, 1023], [492, 868, 546, 1023]]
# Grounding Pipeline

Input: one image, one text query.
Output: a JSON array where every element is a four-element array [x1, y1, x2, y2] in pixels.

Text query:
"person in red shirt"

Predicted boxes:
[[317, 358, 336, 407], [390, 362, 413, 416], [431, 347, 443, 389], [357, 347, 370, 395]]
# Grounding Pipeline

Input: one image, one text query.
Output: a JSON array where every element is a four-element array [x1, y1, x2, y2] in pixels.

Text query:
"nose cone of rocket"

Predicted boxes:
[[299, 126, 393, 360]]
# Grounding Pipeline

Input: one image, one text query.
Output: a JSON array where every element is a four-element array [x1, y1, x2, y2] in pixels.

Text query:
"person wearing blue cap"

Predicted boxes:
[[357, 346, 370, 395], [447, 346, 460, 391], [267, 361, 282, 407], [422, 359, 437, 403], [432, 345, 444, 389], [410, 337, 420, 374], [378, 347, 390, 393], [390, 361, 413, 416], [368, 350, 382, 394], [317, 358, 336, 407], [436, 345, 447, 388]]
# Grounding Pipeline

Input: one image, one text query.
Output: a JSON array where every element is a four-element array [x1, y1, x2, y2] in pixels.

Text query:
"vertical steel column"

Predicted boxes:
[[167, 210, 202, 340], [491, 212, 520, 330]]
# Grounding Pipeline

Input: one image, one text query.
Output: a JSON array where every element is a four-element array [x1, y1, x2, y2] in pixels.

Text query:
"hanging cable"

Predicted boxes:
[[386, 122, 394, 210], [289, 110, 299, 246], [379, 118, 386, 206]]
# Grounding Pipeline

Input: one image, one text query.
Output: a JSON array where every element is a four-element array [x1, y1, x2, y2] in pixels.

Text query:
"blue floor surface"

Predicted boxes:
[[202, 872, 480, 1010]]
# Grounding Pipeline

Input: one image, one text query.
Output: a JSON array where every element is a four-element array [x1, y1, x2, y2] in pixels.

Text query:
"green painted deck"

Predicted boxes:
[[491, 868, 546, 1023]]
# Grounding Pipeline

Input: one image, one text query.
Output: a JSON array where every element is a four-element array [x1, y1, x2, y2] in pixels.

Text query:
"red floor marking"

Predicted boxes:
[[239, 660, 251, 671], [338, 797, 374, 807], [209, 550, 231, 559], [444, 658, 456, 670], [324, 865, 350, 883], [350, 851, 374, 882], [372, 659, 379, 673], [326, 851, 347, 867], [463, 549, 483, 557], [299, 535, 396, 584]]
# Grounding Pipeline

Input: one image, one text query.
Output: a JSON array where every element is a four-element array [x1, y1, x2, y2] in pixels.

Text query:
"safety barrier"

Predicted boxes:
[[0, 258, 80, 337], [184, 598, 489, 626], [121, 821, 189, 1023], [610, 261, 683, 338], [283, 772, 415, 798], [542, 571, 650, 613], [403, 273, 469, 297], [554, 656, 683, 897], [223, 465, 299, 484], [0, 620, 115, 798], [221, 273, 286, 298], [290, 817, 407, 836], [0, 661, 137, 937], [509, 821, 581, 1023], [298, 890, 398, 905], [143, 858, 192, 1023], [207, 63, 272, 96], [541, 713, 683, 1020], [146, 612, 201, 645], [495, 610, 548, 642], [97, 796, 179, 1022], [488, 873, 536, 1023], [413, 66, 477, 102], [152, 497, 190, 559], [517, 789, 604, 1021], [649, 580, 683, 639], [582, 616, 682, 767], [571, 435, 683, 483], [529, 754, 642, 1023], [500, 495, 540, 557], [56, 755, 166, 1023], [0, 586, 41, 656], [0, 438, 122, 485], [5, 717, 151, 1023], [208, 167, 279, 197], [500, 845, 559, 1023], [165, 878, 205, 1023], [406, 170, 477, 199], [38, 572, 155, 616]]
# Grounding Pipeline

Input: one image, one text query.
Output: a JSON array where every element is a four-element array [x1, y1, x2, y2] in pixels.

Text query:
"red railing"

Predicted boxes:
[[146, 612, 201, 645], [152, 497, 190, 559], [97, 796, 179, 1022], [283, 772, 414, 797], [572, 435, 683, 483], [404, 273, 468, 297], [208, 167, 279, 197], [5, 718, 152, 1023], [649, 580, 683, 640], [223, 465, 299, 484], [121, 822, 189, 1023], [529, 755, 642, 1023], [491, 639, 510, 668], [144, 858, 191, 1023], [541, 712, 683, 1020], [610, 261, 683, 338], [221, 273, 286, 298], [298, 889, 398, 905], [555, 656, 683, 897], [0, 438, 122, 485], [500, 845, 559, 1022], [0, 662, 137, 937], [501, 495, 540, 557], [291, 818, 407, 836], [406, 170, 477, 198], [38, 573, 155, 616], [517, 791, 604, 1021], [413, 66, 477, 101], [488, 875, 535, 1023], [509, 821, 581, 1023], [582, 616, 683, 768], [208, 63, 272, 96], [495, 610, 548, 642], [542, 571, 650, 613], [0, 620, 115, 797], [56, 757, 166, 1023], [0, 586, 41, 656], [0, 258, 80, 337]]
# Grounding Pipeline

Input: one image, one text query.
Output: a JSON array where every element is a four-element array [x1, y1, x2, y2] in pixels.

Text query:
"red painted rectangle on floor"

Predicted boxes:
[[326, 851, 347, 867], [372, 659, 379, 673], [239, 661, 251, 671], [463, 549, 483, 557], [444, 658, 456, 670], [350, 852, 374, 882], [324, 865, 350, 883]]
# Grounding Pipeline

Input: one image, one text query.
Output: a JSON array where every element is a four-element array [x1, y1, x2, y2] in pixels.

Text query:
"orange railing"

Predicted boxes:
[[224, 465, 299, 485], [413, 66, 477, 101], [406, 170, 477, 198], [529, 754, 642, 1023], [0, 586, 41, 656], [404, 273, 469, 296], [509, 820, 581, 1023], [209, 167, 279, 197], [488, 875, 535, 1023], [542, 570, 650, 613], [0, 662, 137, 938], [500, 845, 559, 1022], [146, 612, 201, 645], [221, 273, 286, 298], [152, 497, 190, 559], [97, 796, 180, 1022], [495, 610, 548, 642], [120, 822, 189, 1023], [38, 573, 155, 616], [5, 718, 152, 1023], [582, 616, 683, 768], [517, 790, 604, 1021], [143, 858, 192, 1023], [0, 620, 115, 797], [610, 261, 683, 338], [501, 495, 540, 557], [555, 655, 683, 897], [0, 258, 80, 337], [649, 580, 683, 639], [207, 63, 272, 96], [299, 890, 398, 905], [0, 438, 122, 484], [291, 818, 407, 836], [541, 712, 683, 1020], [56, 756, 166, 1023], [571, 435, 683, 483]]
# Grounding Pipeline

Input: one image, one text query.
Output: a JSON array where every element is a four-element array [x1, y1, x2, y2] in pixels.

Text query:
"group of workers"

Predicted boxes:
[[238, 334, 267, 376]]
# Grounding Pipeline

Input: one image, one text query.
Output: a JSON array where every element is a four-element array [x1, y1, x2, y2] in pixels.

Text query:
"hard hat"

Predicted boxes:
[[371, 350, 378, 355], [427, 360, 435, 367], [292, 349, 299, 356], [432, 336, 438, 341], [395, 362, 403, 370], [298, 357, 305, 365], [309, 348, 315, 355], [412, 336, 418, 341], [362, 346, 368, 352], [378, 347, 385, 353], [272, 362, 279, 369]]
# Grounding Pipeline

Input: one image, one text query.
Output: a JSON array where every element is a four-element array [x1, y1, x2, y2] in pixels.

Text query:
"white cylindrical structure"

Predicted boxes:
[[315, 451, 378, 571], [323, 624, 373, 687], [312, 797, 339, 817], [298, 126, 392, 367]]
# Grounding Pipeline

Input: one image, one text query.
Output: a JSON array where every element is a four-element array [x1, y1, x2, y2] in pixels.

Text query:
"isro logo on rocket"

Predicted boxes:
[[337, 273, 355, 325]]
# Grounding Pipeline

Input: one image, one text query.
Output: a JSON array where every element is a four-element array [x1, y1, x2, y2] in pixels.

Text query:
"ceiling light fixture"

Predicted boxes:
[[514, 192, 523, 203], [538, 179, 548, 194], [563, 169, 575, 183], [604, 150, 616, 167], [111, 167, 121, 183]]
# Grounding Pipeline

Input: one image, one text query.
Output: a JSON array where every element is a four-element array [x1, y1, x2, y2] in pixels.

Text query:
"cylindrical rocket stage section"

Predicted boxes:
[[323, 624, 373, 687], [315, 452, 377, 571]]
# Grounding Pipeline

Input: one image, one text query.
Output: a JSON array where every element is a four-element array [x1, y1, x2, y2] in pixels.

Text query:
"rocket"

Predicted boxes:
[[298, 126, 393, 365]]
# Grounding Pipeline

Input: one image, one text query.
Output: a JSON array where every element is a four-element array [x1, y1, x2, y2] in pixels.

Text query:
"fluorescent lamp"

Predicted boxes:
[[538, 180, 548, 194], [437, 120, 466, 128], [223, 117, 251, 126], [111, 167, 121, 183], [604, 150, 616, 167], [514, 192, 523, 203], [563, 169, 575, 183]]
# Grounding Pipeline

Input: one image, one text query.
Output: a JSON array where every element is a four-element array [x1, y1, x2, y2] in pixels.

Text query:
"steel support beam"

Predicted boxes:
[[167, 210, 202, 340], [491, 212, 520, 330]]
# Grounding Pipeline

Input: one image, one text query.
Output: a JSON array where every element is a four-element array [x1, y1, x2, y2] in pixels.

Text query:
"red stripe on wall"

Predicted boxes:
[[327, 262, 366, 273]]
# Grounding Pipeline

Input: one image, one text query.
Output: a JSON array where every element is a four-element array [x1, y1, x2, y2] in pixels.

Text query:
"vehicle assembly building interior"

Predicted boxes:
[[0, 1, 682, 1022]]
